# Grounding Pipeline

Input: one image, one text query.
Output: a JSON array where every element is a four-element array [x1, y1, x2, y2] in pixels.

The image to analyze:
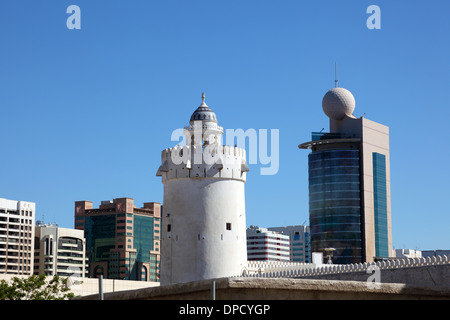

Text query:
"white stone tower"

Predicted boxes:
[[157, 93, 249, 285]]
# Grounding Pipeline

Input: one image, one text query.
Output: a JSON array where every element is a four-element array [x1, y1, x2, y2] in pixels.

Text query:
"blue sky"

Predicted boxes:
[[0, 1, 449, 251]]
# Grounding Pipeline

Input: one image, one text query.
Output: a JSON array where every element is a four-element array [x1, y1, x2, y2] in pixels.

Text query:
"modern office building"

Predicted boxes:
[[268, 225, 310, 263], [34, 223, 88, 277], [247, 226, 290, 262], [395, 249, 422, 259], [75, 198, 161, 282], [299, 86, 393, 264], [0, 198, 35, 275]]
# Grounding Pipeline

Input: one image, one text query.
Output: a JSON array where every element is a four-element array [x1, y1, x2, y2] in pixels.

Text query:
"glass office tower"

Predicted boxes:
[[75, 198, 161, 281], [299, 87, 392, 263]]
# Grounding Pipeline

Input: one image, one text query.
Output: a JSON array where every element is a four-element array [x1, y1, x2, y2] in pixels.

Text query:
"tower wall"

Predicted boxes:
[[159, 145, 248, 285]]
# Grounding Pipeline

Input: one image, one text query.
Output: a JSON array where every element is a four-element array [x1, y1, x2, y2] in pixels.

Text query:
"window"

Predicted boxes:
[[167, 224, 171, 232], [226, 223, 232, 231], [373, 152, 388, 257]]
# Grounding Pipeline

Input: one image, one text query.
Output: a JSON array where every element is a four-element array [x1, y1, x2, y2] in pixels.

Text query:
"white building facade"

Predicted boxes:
[[0, 198, 35, 275], [157, 93, 249, 285], [247, 226, 290, 262], [395, 249, 422, 259], [268, 225, 310, 263]]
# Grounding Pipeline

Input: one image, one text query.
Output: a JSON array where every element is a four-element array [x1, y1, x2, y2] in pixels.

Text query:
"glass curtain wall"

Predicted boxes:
[[373, 152, 388, 258], [309, 149, 362, 264]]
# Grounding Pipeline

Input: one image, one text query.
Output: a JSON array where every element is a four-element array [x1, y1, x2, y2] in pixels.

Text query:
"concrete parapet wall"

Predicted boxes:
[[76, 277, 450, 300], [293, 264, 450, 290], [247, 261, 315, 274], [246, 255, 450, 290]]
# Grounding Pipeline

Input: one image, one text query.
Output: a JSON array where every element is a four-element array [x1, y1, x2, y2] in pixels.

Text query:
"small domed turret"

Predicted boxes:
[[190, 92, 218, 123]]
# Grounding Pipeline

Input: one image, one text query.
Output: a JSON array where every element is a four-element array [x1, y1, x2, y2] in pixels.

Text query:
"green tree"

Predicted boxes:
[[0, 274, 76, 300]]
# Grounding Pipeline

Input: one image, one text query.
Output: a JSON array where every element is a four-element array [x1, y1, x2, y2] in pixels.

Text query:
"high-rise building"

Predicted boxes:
[[246, 226, 290, 262], [157, 93, 249, 285], [75, 198, 161, 282], [395, 249, 422, 259], [267, 225, 310, 263], [34, 223, 88, 278], [299, 86, 393, 263], [0, 198, 35, 275]]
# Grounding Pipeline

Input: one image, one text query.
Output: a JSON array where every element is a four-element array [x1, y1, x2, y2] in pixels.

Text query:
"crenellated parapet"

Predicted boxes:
[[156, 144, 249, 182], [244, 255, 450, 280]]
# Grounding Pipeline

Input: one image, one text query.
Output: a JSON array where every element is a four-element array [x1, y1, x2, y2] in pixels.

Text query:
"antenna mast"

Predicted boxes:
[[335, 62, 338, 88]]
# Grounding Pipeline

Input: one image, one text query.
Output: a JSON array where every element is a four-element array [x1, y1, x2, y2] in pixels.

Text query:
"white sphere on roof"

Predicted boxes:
[[322, 87, 355, 120]]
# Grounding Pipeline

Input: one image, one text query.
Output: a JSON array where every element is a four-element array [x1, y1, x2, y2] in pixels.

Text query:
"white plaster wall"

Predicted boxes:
[[161, 178, 247, 285]]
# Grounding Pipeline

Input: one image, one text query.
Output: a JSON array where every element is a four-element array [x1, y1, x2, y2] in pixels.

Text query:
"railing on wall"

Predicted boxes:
[[242, 255, 450, 279]]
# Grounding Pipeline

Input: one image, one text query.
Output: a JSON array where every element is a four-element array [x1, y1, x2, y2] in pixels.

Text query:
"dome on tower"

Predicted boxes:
[[322, 87, 355, 120], [190, 92, 218, 123]]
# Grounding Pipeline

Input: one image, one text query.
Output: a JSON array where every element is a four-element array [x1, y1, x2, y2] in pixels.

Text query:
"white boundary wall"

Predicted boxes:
[[244, 255, 450, 278], [0, 274, 159, 298]]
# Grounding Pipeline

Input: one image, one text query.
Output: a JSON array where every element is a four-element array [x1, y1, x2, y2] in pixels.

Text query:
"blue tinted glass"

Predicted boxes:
[[84, 214, 116, 262], [308, 149, 362, 264], [133, 215, 154, 263], [373, 152, 388, 257]]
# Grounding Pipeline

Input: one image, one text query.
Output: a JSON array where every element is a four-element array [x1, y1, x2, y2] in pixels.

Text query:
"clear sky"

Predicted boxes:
[[1, 0, 449, 252]]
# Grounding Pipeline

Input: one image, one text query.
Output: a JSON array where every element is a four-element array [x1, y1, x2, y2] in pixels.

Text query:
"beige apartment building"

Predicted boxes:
[[34, 223, 88, 278]]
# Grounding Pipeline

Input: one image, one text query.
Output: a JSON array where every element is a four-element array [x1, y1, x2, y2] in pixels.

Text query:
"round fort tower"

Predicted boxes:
[[157, 93, 249, 285]]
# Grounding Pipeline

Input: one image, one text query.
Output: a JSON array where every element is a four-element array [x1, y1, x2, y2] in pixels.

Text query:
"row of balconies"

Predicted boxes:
[[0, 223, 19, 230], [0, 217, 33, 224], [57, 258, 85, 265], [0, 258, 32, 264], [0, 230, 32, 238], [0, 244, 20, 250], [0, 249, 32, 256], [57, 246, 84, 252]]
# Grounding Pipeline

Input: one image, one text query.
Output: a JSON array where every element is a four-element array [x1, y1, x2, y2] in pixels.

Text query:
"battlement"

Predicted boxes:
[[156, 145, 249, 182]]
